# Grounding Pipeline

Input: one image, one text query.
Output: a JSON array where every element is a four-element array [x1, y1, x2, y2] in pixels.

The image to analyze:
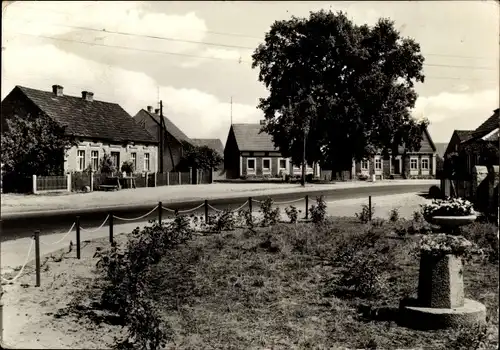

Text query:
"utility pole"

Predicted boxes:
[[159, 100, 164, 173], [301, 124, 308, 187], [230, 96, 233, 125]]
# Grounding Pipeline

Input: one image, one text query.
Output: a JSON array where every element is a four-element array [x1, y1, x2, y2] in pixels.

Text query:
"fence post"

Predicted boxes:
[[90, 170, 94, 192], [305, 195, 309, 220], [248, 197, 253, 225], [368, 196, 372, 221], [154, 172, 157, 187], [189, 167, 192, 184], [76, 216, 81, 259], [166, 171, 170, 186], [205, 200, 209, 223], [109, 212, 114, 243], [158, 201, 162, 224], [145, 172, 148, 187], [34, 230, 40, 287], [32, 175, 37, 194], [67, 173, 71, 192], [178, 172, 181, 185]]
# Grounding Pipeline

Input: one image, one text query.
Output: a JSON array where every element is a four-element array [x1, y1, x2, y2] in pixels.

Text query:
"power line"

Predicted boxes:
[[11, 31, 499, 72]]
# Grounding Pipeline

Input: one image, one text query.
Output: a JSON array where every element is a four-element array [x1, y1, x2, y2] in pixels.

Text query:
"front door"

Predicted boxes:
[[111, 152, 120, 173], [392, 158, 401, 175]]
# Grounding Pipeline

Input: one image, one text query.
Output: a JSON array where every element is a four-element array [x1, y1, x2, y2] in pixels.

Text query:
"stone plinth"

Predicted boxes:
[[400, 252, 486, 330], [417, 253, 464, 308]]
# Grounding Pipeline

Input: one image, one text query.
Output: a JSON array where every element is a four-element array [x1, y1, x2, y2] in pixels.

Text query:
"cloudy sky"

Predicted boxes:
[[2, 1, 499, 145]]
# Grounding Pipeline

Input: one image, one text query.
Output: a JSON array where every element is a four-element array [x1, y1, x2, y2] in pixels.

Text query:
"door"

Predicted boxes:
[[393, 159, 401, 175], [110, 152, 120, 173]]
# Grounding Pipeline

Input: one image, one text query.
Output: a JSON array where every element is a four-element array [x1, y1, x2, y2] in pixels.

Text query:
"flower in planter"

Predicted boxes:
[[421, 197, 475, 221], [419, 233, 483, 261]]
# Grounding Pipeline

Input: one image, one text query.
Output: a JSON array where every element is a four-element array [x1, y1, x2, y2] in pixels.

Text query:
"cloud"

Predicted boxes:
[[1, 40, 261, 146], [413, 89, 499, 123]]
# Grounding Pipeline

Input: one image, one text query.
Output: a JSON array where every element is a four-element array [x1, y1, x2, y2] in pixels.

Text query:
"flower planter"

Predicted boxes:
[[429, 215, 477, 228]]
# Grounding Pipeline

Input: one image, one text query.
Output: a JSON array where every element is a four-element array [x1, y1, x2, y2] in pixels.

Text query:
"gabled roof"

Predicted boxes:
[[140, 109, 192, 144], [191, 138, 224, 155], [455, 130, 474, 142], [9, 86, 155, 144], [471, 109, 499, 139], [231, 123, 279, 152]]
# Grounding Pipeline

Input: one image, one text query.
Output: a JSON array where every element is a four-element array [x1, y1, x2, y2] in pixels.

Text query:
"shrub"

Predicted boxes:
[[285, 205, 300, 223], [259, 197, 281, 227], [94, 218, 193, 349], [445, 323, 492, 350], [205, 209, 236, 232], [237, 208, 254, 230], [309, 195, 327, 223], [461, 222, 499, 263], [428, 185, 443, 199], [356, 203, 374, 224], [389, 208, 400, 222]]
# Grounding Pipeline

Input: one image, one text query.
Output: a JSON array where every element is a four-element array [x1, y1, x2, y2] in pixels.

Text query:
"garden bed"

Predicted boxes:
[[3, 208, 497, 349]]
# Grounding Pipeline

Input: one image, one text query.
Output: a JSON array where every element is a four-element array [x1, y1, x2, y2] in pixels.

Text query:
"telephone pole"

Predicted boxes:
[[159, 100, 164, 173], [230, 96, 233, 125]]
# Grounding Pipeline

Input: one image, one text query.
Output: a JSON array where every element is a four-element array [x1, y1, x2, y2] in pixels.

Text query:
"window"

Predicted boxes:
[[361, 160, 369, 170], [144, 153, 150, 171], [262, 158, 271, 172], [110, 152, 120, 169], [77, 150, 85, 171], [421, 158, 429, 170], [91, 150, 99, 171], [410, 158, 418, 170], [247, 158, 256, 173], [130, 152, 137, 171], [375, 158, 382, 170], [279, 158, 287, 169]]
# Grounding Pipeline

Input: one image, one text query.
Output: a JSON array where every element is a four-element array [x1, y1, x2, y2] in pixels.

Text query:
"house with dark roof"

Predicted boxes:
[[1, 85, 158, 174], [459, 108, 499, 175], [444, 130, 473, 158], [350, 127, 438, 179], [224, 122, 320, 179], [133, 106, 193, 172]]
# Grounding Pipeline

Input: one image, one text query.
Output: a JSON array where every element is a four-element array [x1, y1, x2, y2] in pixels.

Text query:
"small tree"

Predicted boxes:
[[178, 141, 224, 171], [121, 160, 135, 175], [100, 152, 115, 175], [1, 112, 76, 176]]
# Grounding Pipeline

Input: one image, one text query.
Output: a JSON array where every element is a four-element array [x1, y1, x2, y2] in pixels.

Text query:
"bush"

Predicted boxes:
[[309, 195, 327, 223], [237, 208, 254, 230], [259, 197, 281, 227], [94, 217, 193, 349], [204, 209, 236, 232], [285, 205, 300, 223], [356, 203, 374, 224], [445, 323, 492, 350], [428, 185, 443, 199], [461, 222, 499, 263], [389, 208, 400, 222]]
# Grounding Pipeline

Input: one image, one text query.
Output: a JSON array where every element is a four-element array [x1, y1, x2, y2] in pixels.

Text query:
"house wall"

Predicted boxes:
[[133, 110, 182, 172], [240, 154, 317, 178], [224, 128, 241, 179], [444, 133, 461, 158], [353, 153, 436, 179], [64, 140, 158, 173]]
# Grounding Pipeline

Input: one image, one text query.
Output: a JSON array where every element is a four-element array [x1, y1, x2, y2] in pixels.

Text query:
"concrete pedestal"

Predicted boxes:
[[400, 252, 486, 330]]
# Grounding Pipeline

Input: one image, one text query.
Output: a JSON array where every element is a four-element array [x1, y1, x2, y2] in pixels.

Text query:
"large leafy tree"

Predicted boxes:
[[252, 10, 429, 171], [178, 141, 224, 172], [1, 113, 76, 176]]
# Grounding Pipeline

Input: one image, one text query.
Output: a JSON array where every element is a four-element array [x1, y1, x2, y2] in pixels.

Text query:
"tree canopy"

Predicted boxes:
[[177, 141, 224, 172], [1, 113, 75, 176], [252, 10, 429, 171]]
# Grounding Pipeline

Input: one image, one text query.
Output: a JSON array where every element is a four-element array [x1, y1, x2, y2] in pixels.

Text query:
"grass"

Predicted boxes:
[[45, 211, 498, 349], [135, 218, 498, 349]]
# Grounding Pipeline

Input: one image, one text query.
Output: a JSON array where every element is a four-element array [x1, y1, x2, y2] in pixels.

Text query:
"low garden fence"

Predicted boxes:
[[26, 170, 208, 194], [1, 194, 376, 287]]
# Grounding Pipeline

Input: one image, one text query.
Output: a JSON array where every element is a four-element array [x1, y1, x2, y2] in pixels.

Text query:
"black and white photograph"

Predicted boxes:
[[1, 1, 499, 349]]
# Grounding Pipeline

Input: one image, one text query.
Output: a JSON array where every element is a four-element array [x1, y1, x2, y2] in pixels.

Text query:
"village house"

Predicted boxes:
[[1, 85, 158, 174], [133, 107, 225, 175], [444, 130, 474, 159], [353, 127, 438, 179], [224, 122, 320, 179]]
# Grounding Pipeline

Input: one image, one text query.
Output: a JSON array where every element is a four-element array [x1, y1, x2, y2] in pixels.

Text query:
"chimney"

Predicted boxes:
[[259, 119, 266, 125], [81, 91, 94, 102], [147, 106, 153, 113], [155, 108, 160, 114], [52, 85, 63, 97]]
